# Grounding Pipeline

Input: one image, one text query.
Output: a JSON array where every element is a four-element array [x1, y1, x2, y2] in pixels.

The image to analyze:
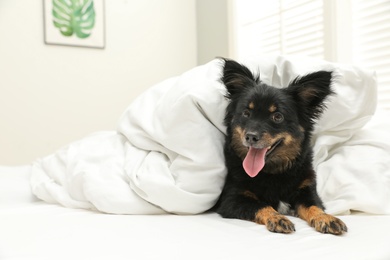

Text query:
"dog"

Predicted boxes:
[[214, 58, 347, 235]]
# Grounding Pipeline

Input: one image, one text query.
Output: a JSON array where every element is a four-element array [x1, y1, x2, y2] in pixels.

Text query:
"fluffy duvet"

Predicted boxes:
[[31, 55, 390, 215]]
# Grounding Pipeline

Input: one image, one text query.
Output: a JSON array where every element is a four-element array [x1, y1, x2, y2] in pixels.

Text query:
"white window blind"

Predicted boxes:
[[352, 0, 390, 108], [233, 0, 390, 108], [234, 0, 324, 59]]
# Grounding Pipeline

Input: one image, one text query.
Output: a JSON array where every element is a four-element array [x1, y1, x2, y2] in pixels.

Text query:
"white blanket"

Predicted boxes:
[[31, 56, 390, 215]]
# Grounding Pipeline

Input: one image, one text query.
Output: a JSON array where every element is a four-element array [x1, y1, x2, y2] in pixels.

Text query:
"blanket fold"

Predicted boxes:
[[32, 60, 228, 214]]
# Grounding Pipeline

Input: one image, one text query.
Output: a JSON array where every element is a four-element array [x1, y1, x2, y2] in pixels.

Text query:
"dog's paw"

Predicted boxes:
[[298, 205, 347, 235], [255, 206, 295, 233], [310, 214, 348, 235], [265, 214, 295, 234]]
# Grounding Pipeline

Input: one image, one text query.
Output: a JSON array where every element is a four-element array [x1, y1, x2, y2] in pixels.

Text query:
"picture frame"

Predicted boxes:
[[43, 0, 105, 49]]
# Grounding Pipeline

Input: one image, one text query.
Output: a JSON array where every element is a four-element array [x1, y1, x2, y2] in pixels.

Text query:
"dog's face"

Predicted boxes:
[[221, 59, 333, 177], [228, 82, 305, 176]]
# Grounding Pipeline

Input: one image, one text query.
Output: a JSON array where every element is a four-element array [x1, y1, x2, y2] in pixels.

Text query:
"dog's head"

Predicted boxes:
[[221, 59, 333, 177]]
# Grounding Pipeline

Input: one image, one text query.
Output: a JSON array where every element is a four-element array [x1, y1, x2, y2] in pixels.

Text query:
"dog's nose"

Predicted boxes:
[[245, 132, 260, 145]]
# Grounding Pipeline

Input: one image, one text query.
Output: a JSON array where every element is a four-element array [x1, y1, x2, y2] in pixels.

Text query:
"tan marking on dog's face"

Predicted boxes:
[[252, 132, 273, 149], [262, 132, 298, 152], [262, 132, 302, 173], [231, 126, 248, 160], [249, 102, 255, 110], [269, 104, 277, 113], [299, 125, 305, 133], [280, 133, 293, 145]]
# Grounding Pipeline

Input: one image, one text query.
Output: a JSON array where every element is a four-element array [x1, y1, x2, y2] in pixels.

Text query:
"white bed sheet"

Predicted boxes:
[[1, 166, 390, 260]]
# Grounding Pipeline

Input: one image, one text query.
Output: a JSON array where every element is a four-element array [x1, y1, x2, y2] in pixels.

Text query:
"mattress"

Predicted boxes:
[[1, 165, 389, 260]]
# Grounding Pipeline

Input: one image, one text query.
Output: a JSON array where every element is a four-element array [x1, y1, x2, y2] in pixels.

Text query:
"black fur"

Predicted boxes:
[[215, 58, 347, 235]]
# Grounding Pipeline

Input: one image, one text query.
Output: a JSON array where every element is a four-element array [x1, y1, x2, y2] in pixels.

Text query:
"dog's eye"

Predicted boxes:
[[242, 110, 251, 118], [271, 112, 284, 123]]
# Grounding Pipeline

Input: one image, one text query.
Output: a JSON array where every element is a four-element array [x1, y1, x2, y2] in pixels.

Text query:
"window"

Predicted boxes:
[[232, 0, 390, 108], [234, 0, 324, 59], [352, 0, 390, 107]]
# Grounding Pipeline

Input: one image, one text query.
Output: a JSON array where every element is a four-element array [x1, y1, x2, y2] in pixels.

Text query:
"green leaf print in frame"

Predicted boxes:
[[52, 0, 96, 39]]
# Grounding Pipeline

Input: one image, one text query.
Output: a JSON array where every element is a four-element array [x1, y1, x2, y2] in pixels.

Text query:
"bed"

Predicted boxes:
[[1, 56, 390, 259], [1, 165, 390, 260]]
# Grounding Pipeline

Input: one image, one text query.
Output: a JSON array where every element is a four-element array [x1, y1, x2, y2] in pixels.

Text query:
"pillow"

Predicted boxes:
[[316, 109, 390, 214]]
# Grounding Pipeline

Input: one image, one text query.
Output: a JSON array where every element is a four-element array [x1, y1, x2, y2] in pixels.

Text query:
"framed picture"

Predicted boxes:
[[43, 0, 105, 49]]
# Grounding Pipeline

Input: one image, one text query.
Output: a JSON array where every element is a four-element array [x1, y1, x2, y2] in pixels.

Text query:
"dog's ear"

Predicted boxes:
[[220, 58, 259, 98], [287, 71, 334, 120]]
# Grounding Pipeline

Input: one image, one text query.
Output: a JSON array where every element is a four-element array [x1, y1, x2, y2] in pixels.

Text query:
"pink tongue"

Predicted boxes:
[[243, 147, 267, 177]]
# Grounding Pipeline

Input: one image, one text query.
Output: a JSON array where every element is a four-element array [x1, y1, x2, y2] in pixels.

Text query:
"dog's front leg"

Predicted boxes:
[[254, 205, 295, 234], [295, 185, 347, 235], [217, 190, 295, 233], [297, 205, 347, 235]]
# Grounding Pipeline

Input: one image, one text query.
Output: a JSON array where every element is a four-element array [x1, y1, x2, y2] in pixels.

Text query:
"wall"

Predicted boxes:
[[0, 0, 197, 165], [196, 0, 231, 64]]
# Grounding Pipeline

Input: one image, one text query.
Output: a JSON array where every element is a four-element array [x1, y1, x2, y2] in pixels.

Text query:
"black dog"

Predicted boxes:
[[215, 59, 347, 235]]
